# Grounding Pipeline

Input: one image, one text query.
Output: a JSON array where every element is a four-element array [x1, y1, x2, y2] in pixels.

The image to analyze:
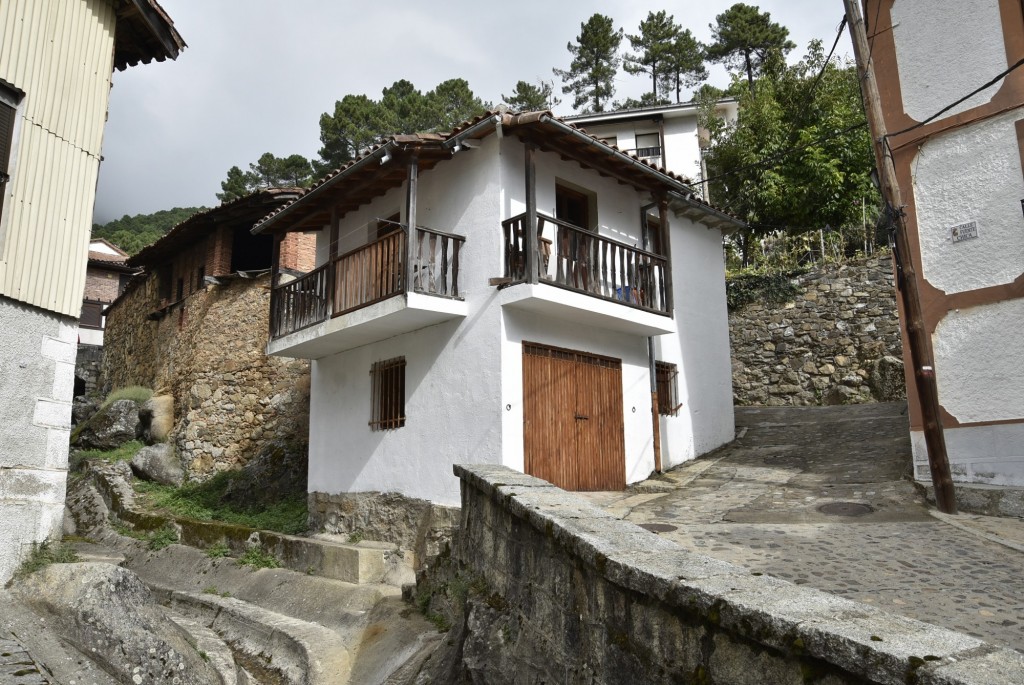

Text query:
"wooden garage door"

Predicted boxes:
[[523, 342, 626, 491]]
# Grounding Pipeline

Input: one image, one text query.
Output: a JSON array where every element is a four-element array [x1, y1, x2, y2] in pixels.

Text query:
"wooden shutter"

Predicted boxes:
[[0, 100, 15, 220]]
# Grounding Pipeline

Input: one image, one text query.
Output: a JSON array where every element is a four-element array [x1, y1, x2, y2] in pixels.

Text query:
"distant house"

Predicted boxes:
[[564, 99, 739, 201], [79, 238, 138, 346], [102, 189, 315, 476], [253, 110, 744, 512], [0, 0, 184, 583], [866, 0, 1024, 488]]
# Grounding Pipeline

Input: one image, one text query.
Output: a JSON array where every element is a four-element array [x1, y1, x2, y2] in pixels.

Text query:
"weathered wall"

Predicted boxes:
[[102, 273, 309, 476], [729, 255, 904, 406], [429, 464, 1024, 685], [0, 297, 75, 584], [83, 265, 121, 303]]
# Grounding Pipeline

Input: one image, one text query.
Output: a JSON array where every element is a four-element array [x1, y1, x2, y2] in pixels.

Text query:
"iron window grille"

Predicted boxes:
[[370, 356, 406, 430], [656, 361, 681, 416]]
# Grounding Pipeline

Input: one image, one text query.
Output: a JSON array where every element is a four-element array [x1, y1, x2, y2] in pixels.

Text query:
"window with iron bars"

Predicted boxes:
[[655, 361, 680, 416], [369, 356, 406, 430]]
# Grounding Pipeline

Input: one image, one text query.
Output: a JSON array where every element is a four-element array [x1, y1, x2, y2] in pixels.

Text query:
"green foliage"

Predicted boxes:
[[205, 542, 231, 559], [347, 530, 364, 544], [706, 3, 795, 92], [237, 547, 280, 570], [660, 29, 707, 103], [725, 269, 803, 311], [101, 386, 153, 410], [12, 541, 79, 582], [71, 440, 144, 472], [216, 152, 314, 203], [553, 14, 624, 113], [624, 11, 698, 102], [132, 471, 308, 535], [316, 78, 489, 173], [148, 525, 179, 550], [112, 522, 148, 540], [92, 207, 206, 256], [701, 39, 879, 266], [502, 79, 560, 111]]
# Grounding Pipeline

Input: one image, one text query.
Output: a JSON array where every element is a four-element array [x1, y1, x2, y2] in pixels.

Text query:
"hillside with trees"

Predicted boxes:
[[92, 206, 208, 255]]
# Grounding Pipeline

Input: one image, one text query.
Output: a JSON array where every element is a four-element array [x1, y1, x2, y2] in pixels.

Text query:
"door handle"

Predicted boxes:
[[575, 414, 589, 420]]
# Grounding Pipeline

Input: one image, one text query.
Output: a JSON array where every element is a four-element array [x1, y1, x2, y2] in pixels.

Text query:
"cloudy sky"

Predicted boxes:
[[93, 0, 852, 223]]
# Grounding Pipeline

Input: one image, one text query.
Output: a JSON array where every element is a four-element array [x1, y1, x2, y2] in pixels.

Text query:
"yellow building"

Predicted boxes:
[[0, 0, 184, 583]]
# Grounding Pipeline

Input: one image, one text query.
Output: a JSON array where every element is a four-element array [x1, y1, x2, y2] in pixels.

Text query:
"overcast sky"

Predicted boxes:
[[93, 1, 852, 223]]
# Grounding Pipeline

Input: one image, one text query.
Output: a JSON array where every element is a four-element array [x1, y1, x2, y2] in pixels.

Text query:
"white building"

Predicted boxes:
[[867, 0, 1024, 487], [0, 0, 183, 583], [255, 110, 743, 506], [564, 99, 739, 201]]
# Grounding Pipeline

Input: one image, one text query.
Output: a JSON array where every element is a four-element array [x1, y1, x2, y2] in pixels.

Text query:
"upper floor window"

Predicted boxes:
[[634, 132, 661, 160], [555, 183, 595, 231]]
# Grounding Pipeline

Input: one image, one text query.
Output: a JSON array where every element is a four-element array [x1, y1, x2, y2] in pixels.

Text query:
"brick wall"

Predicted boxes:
[[279, 231, 316, 272], [83, 266, 121, 302]]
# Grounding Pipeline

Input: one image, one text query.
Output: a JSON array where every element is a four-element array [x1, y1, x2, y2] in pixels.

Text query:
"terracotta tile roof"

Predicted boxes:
[[251, 109, 743, 234]]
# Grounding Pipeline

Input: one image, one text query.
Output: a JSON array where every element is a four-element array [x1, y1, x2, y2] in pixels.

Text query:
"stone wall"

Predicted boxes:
[[74, 344, 103, 396], [102, 272, 309, 477], [729, 255, 905, 406], [426, 464, 1023, 684]]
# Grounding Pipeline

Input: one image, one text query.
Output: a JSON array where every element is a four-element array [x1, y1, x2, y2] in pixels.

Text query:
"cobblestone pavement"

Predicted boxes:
[[584, 402, 1024, 655], [0, 634, 48, 685]]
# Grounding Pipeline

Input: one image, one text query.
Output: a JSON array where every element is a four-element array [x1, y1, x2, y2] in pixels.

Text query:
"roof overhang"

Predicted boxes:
[[114, 0, 186, 71]]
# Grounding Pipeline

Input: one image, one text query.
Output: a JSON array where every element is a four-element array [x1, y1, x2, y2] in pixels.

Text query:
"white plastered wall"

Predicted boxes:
[[0, 297, 75, 583], [657, 217, 735, 467], [307, 137, 504, 506], [911, 110, 1024, 294]]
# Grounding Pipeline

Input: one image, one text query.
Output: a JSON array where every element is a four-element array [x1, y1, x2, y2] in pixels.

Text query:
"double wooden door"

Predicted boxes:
[[522, 342, 626, 491]]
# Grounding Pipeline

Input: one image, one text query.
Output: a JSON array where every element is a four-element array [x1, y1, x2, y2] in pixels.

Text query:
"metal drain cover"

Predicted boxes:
[[639, 523, 678, 533], [818, 502, 874, 517]]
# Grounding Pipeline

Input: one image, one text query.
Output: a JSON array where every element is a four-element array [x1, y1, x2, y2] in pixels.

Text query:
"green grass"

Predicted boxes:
[[148, 525, 179, 550], [12, 541, 79, 581], [205, 542, 231, 559], [71, 440, 144, 471], [237, 547, 280, 570], [132, 472, 307, 535], [100, 386, 153, 410]]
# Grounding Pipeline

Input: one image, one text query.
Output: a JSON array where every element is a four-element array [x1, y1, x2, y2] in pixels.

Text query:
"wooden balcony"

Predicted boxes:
[[269, 225, 465, 354], [501, 212, 671, 315]]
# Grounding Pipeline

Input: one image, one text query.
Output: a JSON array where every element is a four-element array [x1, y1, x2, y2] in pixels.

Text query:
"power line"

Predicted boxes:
[[807, 17, 849, 99], [886, 55, 1024, 139]]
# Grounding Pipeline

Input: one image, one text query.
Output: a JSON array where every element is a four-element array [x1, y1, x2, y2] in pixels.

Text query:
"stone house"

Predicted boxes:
[[866, 0, 1024, 487], [79, 238, 138, 347], [0, 0, 183, 584], [564, 99, 739, 201], [101, 189, 316, 475], [254, 109, 745, 511]]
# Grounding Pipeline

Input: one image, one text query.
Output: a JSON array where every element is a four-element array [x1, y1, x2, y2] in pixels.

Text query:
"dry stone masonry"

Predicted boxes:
[[729, 255, 905, 406], [102, 273, 309, 477]]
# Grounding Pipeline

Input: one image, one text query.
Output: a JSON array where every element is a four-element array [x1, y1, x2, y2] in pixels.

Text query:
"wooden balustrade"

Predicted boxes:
[[501, 212, 670, 315], [270, 262, 332, 339], [270, 224, 466, 340]]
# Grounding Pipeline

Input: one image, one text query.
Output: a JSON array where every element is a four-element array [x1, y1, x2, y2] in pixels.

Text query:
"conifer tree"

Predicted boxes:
[[553, 14, 624, 113], [624, 11, 681, 101], [706, 3, 794, 93]]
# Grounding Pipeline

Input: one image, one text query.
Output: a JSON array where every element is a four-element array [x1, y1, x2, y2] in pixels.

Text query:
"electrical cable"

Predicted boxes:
[[807, 17, 849, 99]]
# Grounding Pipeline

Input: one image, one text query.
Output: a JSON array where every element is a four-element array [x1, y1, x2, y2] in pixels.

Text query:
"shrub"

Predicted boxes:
[[11, 541, 79, 582], [100, 386, 153, 410], [237, 547, 280, 570]]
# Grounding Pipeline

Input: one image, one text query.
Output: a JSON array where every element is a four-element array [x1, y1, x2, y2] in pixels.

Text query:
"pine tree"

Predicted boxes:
[[706, 3, 795, 93], [502, 80, 561, 111], [623, 11, 681, 101], [660, 29, 708, 103], [553, 14, 623, 113]]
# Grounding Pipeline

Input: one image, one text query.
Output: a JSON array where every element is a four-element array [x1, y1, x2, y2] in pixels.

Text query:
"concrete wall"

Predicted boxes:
[[0, 296, 76, 583], [437, 464, 1024, 685], [102, 274, 310, 477]]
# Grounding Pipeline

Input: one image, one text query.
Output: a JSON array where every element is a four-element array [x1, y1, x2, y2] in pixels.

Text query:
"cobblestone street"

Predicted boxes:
[[585, 403, 1024, 654]]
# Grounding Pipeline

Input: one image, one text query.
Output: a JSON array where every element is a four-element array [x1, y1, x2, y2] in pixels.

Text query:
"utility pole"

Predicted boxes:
[[844, 0, 957, 513]]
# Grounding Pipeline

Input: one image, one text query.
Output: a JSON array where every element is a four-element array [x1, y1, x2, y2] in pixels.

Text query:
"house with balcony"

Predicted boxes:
[[564, 99, 739, 202], [254, 110, 744, 507], [79, 238, 138, 346]]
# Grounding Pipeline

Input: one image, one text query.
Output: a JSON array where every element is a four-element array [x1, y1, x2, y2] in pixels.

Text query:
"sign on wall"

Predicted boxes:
[[949, 220, 979, 243]]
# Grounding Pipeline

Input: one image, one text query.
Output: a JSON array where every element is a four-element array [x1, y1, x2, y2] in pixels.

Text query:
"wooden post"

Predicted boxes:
[[405, 155, 418, 293], [328, 206, 339, 314], [658, 198, 673, 313], [269, 232, 282, 340], [525, 143, 539, 284], [845, 0, 956, 514], [642, 208, 663, 473]]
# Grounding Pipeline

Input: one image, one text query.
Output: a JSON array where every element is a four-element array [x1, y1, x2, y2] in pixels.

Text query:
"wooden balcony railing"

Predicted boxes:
[[501, 212, 670, 315], [270, 224, 465, 340], [270, 262, 331, 339]]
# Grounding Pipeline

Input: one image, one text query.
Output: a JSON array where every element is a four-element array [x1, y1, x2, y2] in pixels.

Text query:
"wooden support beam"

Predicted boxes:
[[845, 0, 956, 514], [525, 143, 539, 284], [405, 155, 419, 293], [659, 198, 674, 314]]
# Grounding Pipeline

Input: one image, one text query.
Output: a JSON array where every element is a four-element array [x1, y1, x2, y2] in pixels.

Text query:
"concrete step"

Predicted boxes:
[[166, 611, 249, 685], [169, 590, 352, 685]]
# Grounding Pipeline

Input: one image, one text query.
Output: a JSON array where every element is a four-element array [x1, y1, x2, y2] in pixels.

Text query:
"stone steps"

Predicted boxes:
[[166, 612, 251, 685]]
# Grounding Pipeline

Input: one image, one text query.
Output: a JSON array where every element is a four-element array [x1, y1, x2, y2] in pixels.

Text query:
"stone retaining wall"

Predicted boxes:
[[729, 255, 905, 406], [102, 273, 309, 477], [442, 464, 1023, 684]]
